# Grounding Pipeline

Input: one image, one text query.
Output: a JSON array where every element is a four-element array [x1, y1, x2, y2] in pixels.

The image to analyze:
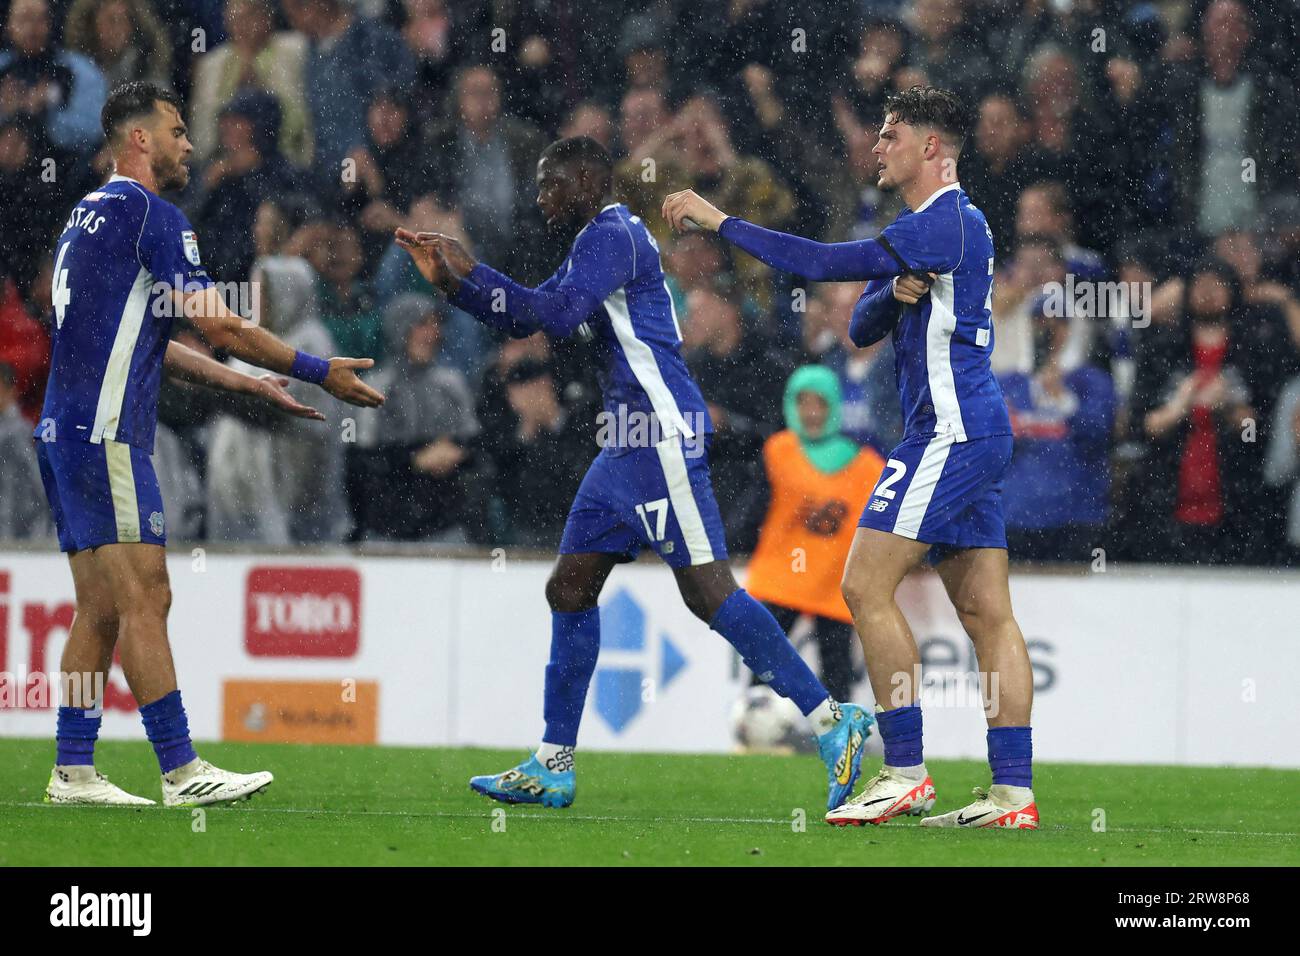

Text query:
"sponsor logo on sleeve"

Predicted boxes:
[[181, 230, 201, 266]]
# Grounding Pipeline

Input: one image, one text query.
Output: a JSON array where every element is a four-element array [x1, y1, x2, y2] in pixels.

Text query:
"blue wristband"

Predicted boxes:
[[289, 350, 330, 385]]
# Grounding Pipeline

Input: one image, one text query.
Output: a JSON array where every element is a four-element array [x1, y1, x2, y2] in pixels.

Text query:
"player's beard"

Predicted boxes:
[[154, 154, 189, 192]]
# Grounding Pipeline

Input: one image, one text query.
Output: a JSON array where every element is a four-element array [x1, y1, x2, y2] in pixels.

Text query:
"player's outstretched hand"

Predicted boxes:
[[395, 227, 447, 287], [420, 233, 478, 278], [322, 357, 385, 408], [254, 374, 326, 421], [893, 272, 938, 305], [662, 189, 727, 232]]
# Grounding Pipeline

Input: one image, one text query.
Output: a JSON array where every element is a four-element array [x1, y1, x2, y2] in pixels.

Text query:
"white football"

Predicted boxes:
[[729, 685, 812, 754]]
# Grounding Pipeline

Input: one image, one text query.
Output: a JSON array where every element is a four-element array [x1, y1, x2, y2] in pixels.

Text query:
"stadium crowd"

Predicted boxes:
[[2, 0, 1300, 566]]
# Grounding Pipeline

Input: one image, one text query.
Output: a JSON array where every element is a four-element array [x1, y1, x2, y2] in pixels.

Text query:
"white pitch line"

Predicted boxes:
[[0, 801, 1296, 839]]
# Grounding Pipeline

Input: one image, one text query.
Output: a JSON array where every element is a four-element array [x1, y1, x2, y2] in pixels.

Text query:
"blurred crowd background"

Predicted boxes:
[[2, 0, 1300, 566]]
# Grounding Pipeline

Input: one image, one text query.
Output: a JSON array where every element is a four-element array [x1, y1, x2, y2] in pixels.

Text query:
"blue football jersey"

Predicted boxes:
[[546, 203, 711, 441], [39, 173, 214, 453], [880, 183, 1011, 442]]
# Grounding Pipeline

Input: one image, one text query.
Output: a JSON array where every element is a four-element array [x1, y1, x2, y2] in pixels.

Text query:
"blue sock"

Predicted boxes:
[[541, 608, 601, 747], [710, 589, 827, 714], [877, 704, 924, 767], [988, 726, 1033, 788], [55, 706, 100, 766], [139, 689, 198, 774]]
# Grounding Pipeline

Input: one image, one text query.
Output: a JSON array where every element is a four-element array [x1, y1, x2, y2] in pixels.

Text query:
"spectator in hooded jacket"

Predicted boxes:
[[348, 293, 481, 542], [205, 255, 349, 544], [742, 365, 885, 703]]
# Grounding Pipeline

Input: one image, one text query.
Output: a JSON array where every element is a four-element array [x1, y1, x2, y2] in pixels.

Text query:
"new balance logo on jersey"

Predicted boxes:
[[868, 498, 889, 512]]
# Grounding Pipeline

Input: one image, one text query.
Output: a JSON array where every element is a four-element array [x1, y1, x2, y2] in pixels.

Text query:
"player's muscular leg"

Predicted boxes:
[[673, 560, 739, 623], [545, 552, 620, 613], [840, 527, 930, 708], [93, 543, 178, 707], [60, 550, 121, 708], [936, 547, 1032, 727]]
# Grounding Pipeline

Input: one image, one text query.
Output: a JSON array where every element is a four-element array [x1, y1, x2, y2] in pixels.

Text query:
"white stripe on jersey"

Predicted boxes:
[[663, 280, 683, 340], [926, 274, 967, 442], [604, 287, 695, 439], [892, 433, 954, 539], [655, 436, 714, 565], [91, 266, 153, 444]]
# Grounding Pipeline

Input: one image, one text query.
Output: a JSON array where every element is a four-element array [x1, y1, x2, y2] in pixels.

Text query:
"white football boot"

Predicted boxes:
[[825, 766, 936, 826], [161, 757, 274, 807], [920, 785, 1039, 829], [45, 766, 156, 806]]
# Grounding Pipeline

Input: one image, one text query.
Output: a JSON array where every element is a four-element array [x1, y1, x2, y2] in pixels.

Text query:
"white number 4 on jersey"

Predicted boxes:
[[52, 243, 72, 329]]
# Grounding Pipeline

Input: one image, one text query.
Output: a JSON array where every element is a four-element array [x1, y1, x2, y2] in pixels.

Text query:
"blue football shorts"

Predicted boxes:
[[559, 433, 728, 569], [35, 437, 166, 553]]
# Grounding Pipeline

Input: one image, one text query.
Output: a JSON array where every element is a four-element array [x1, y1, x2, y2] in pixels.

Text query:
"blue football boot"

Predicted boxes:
[[469, 754, 575, 808], [817, 702, 875, 811]]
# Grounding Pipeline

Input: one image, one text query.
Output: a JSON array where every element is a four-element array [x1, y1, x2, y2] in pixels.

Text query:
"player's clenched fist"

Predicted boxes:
[[323, 357, 385, 408], [662, 189, 729, 233], [893, 272, 938, 305]]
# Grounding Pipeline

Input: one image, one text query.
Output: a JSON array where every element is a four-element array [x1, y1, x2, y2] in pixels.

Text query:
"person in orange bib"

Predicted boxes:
[[745, 364, 886, 701]]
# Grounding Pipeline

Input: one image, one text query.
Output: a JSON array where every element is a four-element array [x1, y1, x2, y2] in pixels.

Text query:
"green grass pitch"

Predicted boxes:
[[1, 738, 1297, 866]]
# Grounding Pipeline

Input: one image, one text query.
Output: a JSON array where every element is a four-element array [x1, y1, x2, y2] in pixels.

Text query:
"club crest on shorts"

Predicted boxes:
[[149, 511, 165, 536], [181, 230, 201, 266]]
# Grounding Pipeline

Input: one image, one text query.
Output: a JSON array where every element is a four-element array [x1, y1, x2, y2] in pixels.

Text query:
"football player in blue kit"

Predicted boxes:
[[664, 87, 1038, 829], [396, 136, 874, 811], [38, 82, 385, 807]]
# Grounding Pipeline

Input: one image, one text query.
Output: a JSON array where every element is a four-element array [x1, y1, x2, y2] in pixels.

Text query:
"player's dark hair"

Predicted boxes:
[[541, 136, 613, 188], [883, 86, 971, 155], [0, 362, 15, 390], [102, 81, 183, 144]]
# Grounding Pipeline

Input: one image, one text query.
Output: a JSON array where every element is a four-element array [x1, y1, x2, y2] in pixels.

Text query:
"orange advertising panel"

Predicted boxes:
[[222, 680, 378, 745]]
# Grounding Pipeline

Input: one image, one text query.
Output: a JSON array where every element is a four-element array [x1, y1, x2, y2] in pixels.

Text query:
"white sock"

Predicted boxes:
[[990, 783, 1033, 806], [535, 742, 575, 773], [807, 698, 841, 735], [885, 762, 927, 781]]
